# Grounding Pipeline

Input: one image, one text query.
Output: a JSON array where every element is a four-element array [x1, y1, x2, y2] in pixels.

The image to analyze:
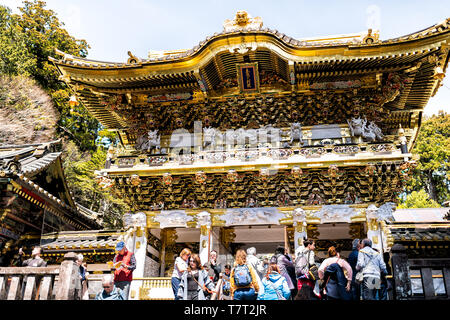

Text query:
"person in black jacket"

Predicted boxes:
[[322, 263, 352, 300]]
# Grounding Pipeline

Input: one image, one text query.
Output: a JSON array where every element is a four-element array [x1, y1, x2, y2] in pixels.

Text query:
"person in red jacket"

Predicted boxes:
[[112, 241, 136, 300]]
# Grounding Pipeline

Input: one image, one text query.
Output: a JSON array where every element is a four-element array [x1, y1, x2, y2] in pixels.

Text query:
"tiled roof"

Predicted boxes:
[[20, 152, 61, 175], [390, 227, 450, 242], [41, 230, 123, 252], [1, 140, 102, 230]]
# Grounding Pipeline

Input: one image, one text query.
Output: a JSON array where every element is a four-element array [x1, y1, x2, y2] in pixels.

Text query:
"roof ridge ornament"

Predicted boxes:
[[223, 10, 263, 32], [363, 29, 380, 44], [127, 51, 141, 64]]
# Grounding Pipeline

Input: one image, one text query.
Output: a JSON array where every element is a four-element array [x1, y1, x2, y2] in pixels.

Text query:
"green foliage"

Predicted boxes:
[[0, 6, 35, 76], [406, 111, 450, 204], [0, 1, 127, 227], [62, 141, 127, 229], [15, 0, 89, 89], [398, 190, 441, 209]]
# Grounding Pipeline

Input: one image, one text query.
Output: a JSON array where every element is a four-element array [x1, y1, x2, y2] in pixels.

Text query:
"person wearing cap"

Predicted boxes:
[[112, 241, 136, 300]]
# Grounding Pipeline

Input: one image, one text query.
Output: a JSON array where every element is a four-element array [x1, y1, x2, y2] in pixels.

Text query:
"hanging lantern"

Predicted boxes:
[[162, 173, 173, 186], [291, 166, 303, 179], [130, 174, 142, 186], [69, 95, 79, 108], [226, 169, 238, 183], [195, 171, 207, 184], [433, 66, 445, 81], [328, 165, 339, 178], [259, 168, 269, 181]]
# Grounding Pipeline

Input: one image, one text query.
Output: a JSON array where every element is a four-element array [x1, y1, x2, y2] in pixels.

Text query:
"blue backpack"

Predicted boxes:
[[223, 280, 231, 295], [234, 264, 252, 287]]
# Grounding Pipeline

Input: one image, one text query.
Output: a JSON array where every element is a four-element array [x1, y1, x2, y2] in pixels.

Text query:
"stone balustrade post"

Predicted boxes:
[[55, 252, 79, 300], [390, 243, 412, 300]]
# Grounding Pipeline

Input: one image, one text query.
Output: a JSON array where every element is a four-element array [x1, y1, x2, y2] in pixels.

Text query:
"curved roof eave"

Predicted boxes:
[[50, 18, 450, 74]]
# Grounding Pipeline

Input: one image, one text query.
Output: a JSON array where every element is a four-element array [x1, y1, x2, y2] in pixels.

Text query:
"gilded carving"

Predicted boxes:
[[130, 174, 142, 186], [223, 11, 263, 32], [220, 227, 236, 249], [306, 225, 320, 239], [200, 225, 209, 236]]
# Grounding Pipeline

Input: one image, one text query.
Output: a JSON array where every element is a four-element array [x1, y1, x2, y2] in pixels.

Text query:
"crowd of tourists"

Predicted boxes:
[[169, 238, 390, 301], [12, 237, 389, 301]]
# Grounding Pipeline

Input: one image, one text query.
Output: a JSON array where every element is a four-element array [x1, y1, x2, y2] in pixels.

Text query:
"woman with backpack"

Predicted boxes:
[[230, 249, 260, 300], [258, 263, 291, 300], [177, 253, 216, 300], [318, 246, 352, 300]]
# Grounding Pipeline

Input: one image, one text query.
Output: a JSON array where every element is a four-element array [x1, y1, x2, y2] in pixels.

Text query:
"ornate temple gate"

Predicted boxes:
[[50, 11, 450, 300]]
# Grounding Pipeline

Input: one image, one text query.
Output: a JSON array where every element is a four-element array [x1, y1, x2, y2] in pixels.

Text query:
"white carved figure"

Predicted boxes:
[[365, 204, 379, 220], [232, 209, 271, 223], [255, 209, 273, 222], [203, 126, 217, 149], [223, 207, 283, 226], [135, 129, 160, 152], [293, 207, 306, 222], [197, 211, 211, 226], [290, 122, 303, 144], [367, 203, 395, 221], [362, 122, 384, 142], [348, 117, 384, 142], [257, 126, 268, 144], [132, 212, 147, 228], [235, 128, 246, 145], [147, 129, 160, 150], [156, 210, 192, 228], [313, 205, 358, 223], [347, 117, 366, 137], [377, 202, 396, 221], [134, 134, 147, 151], [369, 122, 384, 141], [225, 129, 241, 146]]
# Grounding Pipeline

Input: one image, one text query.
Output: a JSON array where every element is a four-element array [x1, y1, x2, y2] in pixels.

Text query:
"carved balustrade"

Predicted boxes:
[[0, 252, 83, 300], [110, 142, 401, 169], [0, 266, 59, 300]]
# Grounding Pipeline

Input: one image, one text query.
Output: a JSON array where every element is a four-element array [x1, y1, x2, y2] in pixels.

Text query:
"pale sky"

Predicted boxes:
[[1, 0, 449, 115]]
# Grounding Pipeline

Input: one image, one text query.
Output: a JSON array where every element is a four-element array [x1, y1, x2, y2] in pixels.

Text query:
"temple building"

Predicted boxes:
[[0, 140, 102, 265], [50, 11, 450, 299]]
